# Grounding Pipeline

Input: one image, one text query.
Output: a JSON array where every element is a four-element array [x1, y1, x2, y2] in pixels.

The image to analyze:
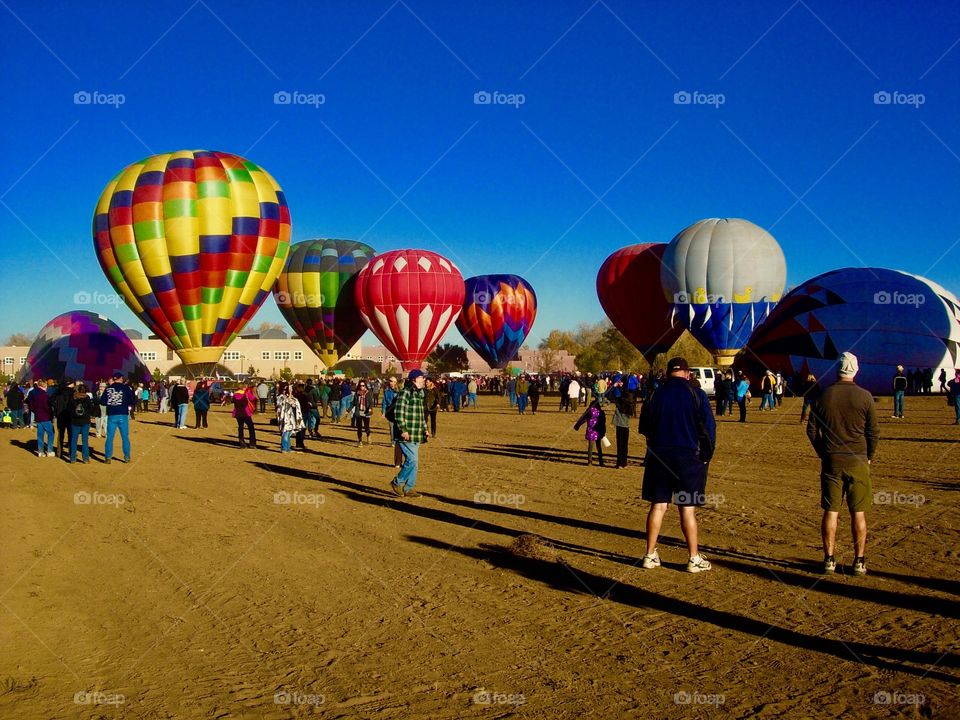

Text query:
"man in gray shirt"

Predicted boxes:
[[806, 352, 879, 576]]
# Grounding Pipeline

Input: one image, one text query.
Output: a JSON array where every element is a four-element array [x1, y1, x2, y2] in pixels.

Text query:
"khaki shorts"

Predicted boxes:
[[820, 457, 872, 512]]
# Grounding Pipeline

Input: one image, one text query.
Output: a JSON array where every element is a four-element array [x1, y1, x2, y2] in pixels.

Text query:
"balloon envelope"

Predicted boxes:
[[274, 239, 375, 368], [456, 274, 537, 369], [745, 267, 960, 395], [354, 249, 465, 370], [20, 311, 151, 384], [596, 243, 683, 361], [661, 218, 786, 363], [93, 150, 291, 368]]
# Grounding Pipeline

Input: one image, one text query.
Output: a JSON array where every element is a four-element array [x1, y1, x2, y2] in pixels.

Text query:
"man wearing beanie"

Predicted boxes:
[[390, 369, 429, 498], [806, 351, 879, 576]]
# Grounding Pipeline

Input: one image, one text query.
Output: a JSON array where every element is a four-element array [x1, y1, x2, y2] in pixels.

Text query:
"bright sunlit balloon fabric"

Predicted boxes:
[[596, 243, 683, 362], [274, 239, 375, 368], [93, 150, 291, 367], [745, 267, 960, 395], [21, 311, 150, 384], [661, 218, 786, 362], [354, 249, 465, 371], [456, 275, 537, 369]]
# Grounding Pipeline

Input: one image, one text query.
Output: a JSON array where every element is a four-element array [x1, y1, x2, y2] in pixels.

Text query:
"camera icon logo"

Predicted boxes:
[[873, 691, 892, 705], [74, 291, 92, 305], [873, 290, 891, 304], [674, 691, 692, 704], [273, 491, 292, 505], [473, 491, 492, 505], [873, 91, 892, 105], [474, 91, 492, 105], [74, 491, 92, 505], [273, 691, 291, 704], [673, 91, 692, 105], [474, 290, 492, 305], [275, 290, 292, 305], [74, 91, 92, 105], [274, 91, 292, 105]]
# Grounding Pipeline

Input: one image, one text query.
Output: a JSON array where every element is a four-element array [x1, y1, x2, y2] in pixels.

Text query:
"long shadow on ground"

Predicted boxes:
[[406, 535, 960, 684]]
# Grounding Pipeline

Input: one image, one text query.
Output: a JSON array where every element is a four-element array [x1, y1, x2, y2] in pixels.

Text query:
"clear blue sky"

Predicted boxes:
[[1, 0, 958, 351]]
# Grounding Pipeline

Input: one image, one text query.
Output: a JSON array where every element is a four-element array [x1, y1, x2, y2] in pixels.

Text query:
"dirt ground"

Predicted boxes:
[[1, 392, 957, 719]]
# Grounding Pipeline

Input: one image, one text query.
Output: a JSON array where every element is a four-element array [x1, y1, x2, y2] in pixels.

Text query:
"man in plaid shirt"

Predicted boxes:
[[391, 369, 429, 498]]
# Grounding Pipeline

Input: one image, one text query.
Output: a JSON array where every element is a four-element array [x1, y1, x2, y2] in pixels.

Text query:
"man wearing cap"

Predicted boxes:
[[806, 351, 879, 576], [390, 370, 429, 498], [639, 357, 716, 573], [100, 371, 137, 464]]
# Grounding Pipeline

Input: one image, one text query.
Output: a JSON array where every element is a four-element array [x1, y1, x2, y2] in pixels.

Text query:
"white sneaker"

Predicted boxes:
[[46, 451, 55, 458], [642, 550, 661, 569], [687, 554, 712, 573]]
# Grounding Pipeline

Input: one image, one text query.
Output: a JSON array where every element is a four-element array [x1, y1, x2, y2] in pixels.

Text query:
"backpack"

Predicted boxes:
[[384, 393, 399, 423]]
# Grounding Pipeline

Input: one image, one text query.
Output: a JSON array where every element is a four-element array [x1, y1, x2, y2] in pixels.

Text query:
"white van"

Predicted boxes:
[[689, 367, 717, 396]]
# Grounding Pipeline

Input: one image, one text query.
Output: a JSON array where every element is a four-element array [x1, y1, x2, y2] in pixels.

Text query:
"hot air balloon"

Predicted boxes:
[[455, 275, 537, 369], [660, 218, 786, 366], [274, 239, 375, 368], [93, 150, 291, 371], [354, 249, 465, 370], [745, 267, 960, 396], [596, 243, 683, 362], [19, 311, 151, 384]]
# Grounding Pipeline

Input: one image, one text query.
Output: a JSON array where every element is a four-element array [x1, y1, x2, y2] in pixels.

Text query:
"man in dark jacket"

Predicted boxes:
[[170, 381, 190, 429], [50, 378, 76, 457], [638, 357, 716, 573], [806, 352, 878, 576], [101, 371, 137, 464], [5, 382, 25, 429]]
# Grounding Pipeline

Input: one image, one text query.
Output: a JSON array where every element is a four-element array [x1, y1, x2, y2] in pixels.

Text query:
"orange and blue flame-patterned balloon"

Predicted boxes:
[[456, 275, 537, 369], [93, 150, 291, 367]]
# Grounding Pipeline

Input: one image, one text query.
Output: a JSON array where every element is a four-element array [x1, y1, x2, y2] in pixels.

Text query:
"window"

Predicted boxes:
[[293, 351, 303, 360], [223, 351, 241, 361], [274, 351, 290, 361], [19, 357, 26, 365], [3, 357, 12, 365], [261, 351, 270, 360], [141, 352, 157, 361]]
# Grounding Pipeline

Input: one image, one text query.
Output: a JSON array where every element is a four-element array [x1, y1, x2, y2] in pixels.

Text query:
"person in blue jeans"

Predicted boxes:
[[100, 372, 136, 464], [27, 381, 54, 457], [892, 365, 907, 419], [390, 370, 429, 497], [67, 383, 96, 463]]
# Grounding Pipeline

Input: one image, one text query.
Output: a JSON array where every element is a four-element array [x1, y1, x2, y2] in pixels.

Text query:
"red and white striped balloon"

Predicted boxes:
[[354, 249, 465, 370]]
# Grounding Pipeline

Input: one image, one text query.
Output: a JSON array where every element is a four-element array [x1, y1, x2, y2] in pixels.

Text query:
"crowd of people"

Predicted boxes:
[[5, 359, 960, 574]]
